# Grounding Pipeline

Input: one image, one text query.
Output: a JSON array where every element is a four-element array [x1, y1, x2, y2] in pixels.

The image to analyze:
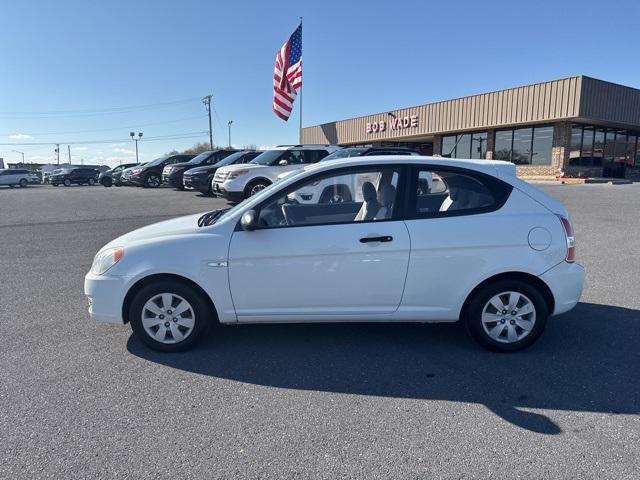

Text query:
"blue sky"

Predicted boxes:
[[1, 0, 639, 167]]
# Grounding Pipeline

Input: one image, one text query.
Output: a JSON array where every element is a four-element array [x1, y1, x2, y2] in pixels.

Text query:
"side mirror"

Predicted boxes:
[[278, 159, 288, 166], [240, 209, 258, 231]]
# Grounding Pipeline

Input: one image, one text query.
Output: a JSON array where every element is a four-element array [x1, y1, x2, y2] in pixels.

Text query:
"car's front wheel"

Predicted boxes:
[[244, 180, 270, 199], [63, 179, 71, 187], [465, 280, 548, 352], [19, 178, 28, 187], [144, 173, 161, 188], [129, 281, 212, 352], [88, 177, 96, 186]]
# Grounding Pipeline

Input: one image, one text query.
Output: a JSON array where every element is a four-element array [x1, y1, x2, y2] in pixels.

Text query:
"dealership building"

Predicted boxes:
[[301, 76, 640, 179]]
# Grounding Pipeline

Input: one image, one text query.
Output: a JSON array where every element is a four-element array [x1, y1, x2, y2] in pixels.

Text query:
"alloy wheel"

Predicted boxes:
[[250, 183, 266, 196], [141, 293, 195, 344], [147, 175, 160, 188], [481, 291, 536, 344]]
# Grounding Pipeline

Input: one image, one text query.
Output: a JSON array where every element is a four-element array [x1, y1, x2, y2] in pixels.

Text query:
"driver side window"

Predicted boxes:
[[256, 167, 402, 228]]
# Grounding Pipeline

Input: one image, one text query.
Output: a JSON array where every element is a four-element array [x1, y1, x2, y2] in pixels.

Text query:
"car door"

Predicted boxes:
[[0, 170, 9, 185], [228, 164, 410, 320]]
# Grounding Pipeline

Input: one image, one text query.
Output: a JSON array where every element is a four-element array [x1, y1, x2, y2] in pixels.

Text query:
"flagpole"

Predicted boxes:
[[298, 16, 303, 143]]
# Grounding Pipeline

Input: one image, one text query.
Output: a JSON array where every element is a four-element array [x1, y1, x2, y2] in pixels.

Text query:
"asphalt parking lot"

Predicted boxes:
[[1, 183, 639, 479]]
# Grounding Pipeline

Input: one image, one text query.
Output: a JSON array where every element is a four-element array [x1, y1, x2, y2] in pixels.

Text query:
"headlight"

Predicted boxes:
[[91, 247, 124, 275], [228, 169, 249, 179]]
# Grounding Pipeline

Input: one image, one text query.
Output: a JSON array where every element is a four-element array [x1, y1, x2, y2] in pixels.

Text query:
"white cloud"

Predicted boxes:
[[112, 147, 135, 155], [8, 133, 33, 140]]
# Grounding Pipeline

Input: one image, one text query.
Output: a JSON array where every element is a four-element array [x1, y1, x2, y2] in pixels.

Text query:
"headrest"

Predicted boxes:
[[379, 184, 396, 206], [362, 182, 377, 202]]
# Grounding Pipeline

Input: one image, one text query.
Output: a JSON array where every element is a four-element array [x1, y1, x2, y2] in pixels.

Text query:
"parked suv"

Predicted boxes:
[[212, 145, 340, 201], [162, 150, 239, 189], [183, 150, 262, 195], [50, 167, 99, 186], [0, 168, 40, 188], [99, 163, 137, 187], [129, 155, 196, 188], [284, 147, 421, 204], [120, 163, 146, 186]]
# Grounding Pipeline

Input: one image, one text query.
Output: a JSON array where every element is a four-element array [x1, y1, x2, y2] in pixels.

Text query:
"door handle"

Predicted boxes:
[[360, 235, 393, 243]]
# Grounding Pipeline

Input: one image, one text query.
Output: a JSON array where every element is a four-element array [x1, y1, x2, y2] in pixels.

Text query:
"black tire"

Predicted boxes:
[[464, 279, 548, 352], [52, 183, 58, 187], [101, 177, 112, 187], [244, 179, 270, 199], [8, 184, 14, 188], [144, 173, 161, 188], [129, 280, 213, 352], [88, 177, 96, 186], [19, 178, 28, 187], [114, 180, 122, 187], [63, 179, 71, 187]]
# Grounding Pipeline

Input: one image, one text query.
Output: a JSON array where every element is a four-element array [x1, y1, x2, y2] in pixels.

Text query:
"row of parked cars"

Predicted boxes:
[[99, 145, 422, 203]]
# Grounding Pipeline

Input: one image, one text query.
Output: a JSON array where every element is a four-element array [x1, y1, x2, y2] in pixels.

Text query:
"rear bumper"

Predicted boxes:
[[540, 261, 585, 316]]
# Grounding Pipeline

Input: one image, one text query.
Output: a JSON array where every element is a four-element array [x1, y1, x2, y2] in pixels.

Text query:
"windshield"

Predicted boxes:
[[186, 152, 212, 164], [250, 150, 283, 165], [322, 147, 367, 161], [214, 151, 246, 167], [144, 155, 170, 167]]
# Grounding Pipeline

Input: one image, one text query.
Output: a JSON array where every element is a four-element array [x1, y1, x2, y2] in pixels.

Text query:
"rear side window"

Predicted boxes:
[[409, 167, 511, 217]]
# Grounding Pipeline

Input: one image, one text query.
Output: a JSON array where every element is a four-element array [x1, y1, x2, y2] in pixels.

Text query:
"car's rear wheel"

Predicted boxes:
[[129, 281, 213, 352], [145, 173, 161, 188], [88, 177, 96, 186], [465, 280, 548, 352], [63, 179, 71, 187], [19, 178, 27, 187], [245, 180, 270, 199], [101, 177, 112, 187]]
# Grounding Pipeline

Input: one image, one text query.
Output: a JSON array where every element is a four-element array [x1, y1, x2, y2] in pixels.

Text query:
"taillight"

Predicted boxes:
[[557, 215, 575, 262]]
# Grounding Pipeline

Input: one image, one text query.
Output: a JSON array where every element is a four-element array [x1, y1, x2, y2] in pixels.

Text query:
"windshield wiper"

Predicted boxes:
[[197, 209, 229, 227]]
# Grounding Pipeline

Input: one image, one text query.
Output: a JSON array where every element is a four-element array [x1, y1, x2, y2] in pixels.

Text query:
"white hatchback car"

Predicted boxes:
[[85, 157, 584, 353]]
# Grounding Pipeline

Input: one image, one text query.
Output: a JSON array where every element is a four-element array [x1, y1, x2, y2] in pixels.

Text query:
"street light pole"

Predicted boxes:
[[130, 131, 143, 163], [202, 95, 213, 149], [55, 144, 60, 165], [12, 150, 24, 165], [228, 120, 233, 148]]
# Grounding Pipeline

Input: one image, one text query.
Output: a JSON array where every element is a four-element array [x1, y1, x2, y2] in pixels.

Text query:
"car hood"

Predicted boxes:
[[184, 165, 215, 175], [103, 213, 203, 249], [169, 162, 200, 170], [217, 163, 267, 174]]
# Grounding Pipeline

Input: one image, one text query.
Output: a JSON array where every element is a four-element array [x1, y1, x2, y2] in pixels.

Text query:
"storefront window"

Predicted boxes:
[[569, 127, 583, 165], [442, 135, 456, 158], [442, 132, 487, 159], [581, 127, 594, 163], [494, 130, 512, 161], [531, 126, 554, 165], [512, 128, 533, 165], [593, 129, 605, 166], [626, 135, 637, 166], [455, 134, 471, 159], [471, 132, 488, 159]]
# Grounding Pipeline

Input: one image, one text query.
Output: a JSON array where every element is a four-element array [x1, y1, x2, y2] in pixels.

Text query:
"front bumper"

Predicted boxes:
[[162, 172, 184, 187], [184, 174, 210, 192], [84, 272, 130, 324], [540, 261, 585, 316], [129, 174, 145, 186]]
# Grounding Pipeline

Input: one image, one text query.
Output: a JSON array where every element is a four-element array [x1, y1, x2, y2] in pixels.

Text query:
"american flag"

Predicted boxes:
[[273, 24, 302, 121]]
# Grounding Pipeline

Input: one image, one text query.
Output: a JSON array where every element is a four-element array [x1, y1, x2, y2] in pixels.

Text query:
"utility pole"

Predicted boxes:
[[228, 120, 233, 148], [12, 150, 25, 165], [202, 95, 213, 149], [130, 132, 143, 163], [67, 145, 71, 163], [55, 144, 60, 165]]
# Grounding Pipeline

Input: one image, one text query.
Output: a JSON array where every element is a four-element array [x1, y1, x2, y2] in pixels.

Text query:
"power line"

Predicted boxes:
[[0, 115, 208, 137], [0, 97, 202, 119], [0, 131, 209, 146]]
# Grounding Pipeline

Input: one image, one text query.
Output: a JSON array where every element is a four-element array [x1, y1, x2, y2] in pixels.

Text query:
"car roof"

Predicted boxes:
[[273, 144, 340, 151], [302, 155, 515, 178]]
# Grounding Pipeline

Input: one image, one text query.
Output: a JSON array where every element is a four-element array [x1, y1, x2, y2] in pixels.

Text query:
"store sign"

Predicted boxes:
[[366, 114, 419, 134]]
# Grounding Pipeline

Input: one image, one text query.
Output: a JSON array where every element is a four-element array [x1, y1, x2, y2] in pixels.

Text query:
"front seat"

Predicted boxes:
[[354, 182, 380, 221], [374, 184, 396, 220]]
